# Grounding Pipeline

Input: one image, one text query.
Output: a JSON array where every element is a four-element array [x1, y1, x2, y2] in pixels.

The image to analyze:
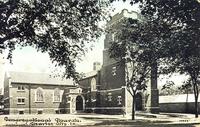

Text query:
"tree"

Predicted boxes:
[[167, 26, 200, 117], [110, 36, 150, 120], [0, 0, 107, 81], [109, 17, 169, 119], [110, 0, 200, 118], [157, 1, 200, 116]]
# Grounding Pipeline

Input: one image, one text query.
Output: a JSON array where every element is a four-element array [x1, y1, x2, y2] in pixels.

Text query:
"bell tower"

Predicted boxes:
[[102, 9, 159, 114]]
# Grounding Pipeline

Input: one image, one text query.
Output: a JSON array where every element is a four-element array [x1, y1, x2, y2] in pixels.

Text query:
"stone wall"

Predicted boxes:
[[159, 94, 200, 113]]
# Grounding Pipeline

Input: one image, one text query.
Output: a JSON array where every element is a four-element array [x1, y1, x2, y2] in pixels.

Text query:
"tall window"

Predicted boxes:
[[108, 93, 112, 101], [36, 87, 44, 102], [54, 88, 61, 102], [91, 78, 96, 91]]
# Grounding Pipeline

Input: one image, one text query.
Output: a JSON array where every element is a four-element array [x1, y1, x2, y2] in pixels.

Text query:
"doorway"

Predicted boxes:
[[135, 93, 143, 111], [76, 96, 83, 111]]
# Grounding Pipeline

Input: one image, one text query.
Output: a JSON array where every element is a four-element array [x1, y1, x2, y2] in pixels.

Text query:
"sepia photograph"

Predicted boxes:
[[0, 0, 200, 126]]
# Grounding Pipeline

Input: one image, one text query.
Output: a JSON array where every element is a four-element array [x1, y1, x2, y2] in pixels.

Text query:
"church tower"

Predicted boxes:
[[101, 9, 159, 114], [79, 9, 159, 114]]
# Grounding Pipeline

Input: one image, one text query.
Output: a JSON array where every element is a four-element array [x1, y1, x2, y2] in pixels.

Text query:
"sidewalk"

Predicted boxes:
[[0, 112, 199, 126], [73, 112, 200, 125]]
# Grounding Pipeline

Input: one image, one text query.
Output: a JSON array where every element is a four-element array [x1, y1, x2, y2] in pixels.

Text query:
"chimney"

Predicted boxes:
[[93, 62, 101, 71]]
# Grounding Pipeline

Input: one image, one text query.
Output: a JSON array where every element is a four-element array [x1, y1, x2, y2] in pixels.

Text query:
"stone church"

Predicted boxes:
[[79, 9, 159, 114]]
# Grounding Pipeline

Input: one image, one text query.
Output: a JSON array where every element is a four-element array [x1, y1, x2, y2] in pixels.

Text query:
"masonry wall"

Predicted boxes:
[[98, 88, 125, 114], [79, 75, 98, 113], [125, 89, 133, 114], [9, 84, 29, 114], [160, 102, 200, 113], [9, 83, 70, 115], [100, 62, 126, 90], [79, 75, 98, 90], [159, 94, 200, 114]]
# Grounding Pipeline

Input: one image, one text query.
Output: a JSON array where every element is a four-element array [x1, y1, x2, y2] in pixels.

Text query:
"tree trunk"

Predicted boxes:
[[132, 96, 135, 120], [192, 77, 199, 118], [193, 81, 199, 118], [194, 95, 199, 118], [186, 89, 189, 113], [194, 92, 199, 118]]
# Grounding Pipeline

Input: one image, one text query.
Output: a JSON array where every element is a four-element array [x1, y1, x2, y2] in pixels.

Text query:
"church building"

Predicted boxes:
[[2, 9, 159, 115], [79, 9, 159, 114], [3, 71, 82, 114]]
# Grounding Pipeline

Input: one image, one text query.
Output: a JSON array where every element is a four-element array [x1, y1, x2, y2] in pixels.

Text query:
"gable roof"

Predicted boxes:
[[81, 70, 98, 79], [7, 71, 75, 86]]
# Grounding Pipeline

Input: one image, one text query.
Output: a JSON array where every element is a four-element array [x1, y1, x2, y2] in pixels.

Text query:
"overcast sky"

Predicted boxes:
[[2, 1, 139, 73]]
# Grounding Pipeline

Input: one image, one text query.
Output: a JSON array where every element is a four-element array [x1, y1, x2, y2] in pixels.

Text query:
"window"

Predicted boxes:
[[17, 86, 25, 91], [55, 110, 60, 114], [37, 110, 43, 114], [17, 98, 25, 104], [91, 78, 96, 91], [36, 87, 44, 102], [67, 97, 71, 103], [108, 93, 112, 101], [112, 66, 117, 76], [53, 88, 61, 102], [19, 110, 24, 115]]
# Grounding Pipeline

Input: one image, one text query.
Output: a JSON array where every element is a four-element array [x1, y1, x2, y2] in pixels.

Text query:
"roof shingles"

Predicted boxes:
[[8, 71, 74, 86]]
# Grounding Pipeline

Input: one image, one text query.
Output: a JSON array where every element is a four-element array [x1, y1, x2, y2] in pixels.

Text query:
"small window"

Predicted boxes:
[[19, 110, 24, 114], [17, 86, 25, 91], [108, 93, 112, 101], [112, 66, 117, 76], [38, 110, 43, 114], [17, 98, 25, 104], [55, 110, 60, 114], [67, 97, 71, 101], [21, 98, 25, 103]]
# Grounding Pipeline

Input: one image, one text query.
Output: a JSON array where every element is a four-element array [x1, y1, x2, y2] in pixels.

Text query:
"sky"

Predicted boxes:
[[3, 1, 139, 73], [0, 1, 187, 89]]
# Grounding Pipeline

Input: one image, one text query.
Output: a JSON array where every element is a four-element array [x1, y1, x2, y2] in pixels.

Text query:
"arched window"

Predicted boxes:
[[36, 87, 44, 102], [91, 78, 96, 91], [54, 88, 61, 102]]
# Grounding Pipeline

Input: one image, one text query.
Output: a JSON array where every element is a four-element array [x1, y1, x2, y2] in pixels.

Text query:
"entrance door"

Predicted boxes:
[[135, 93, 143, 111], [76, 96, 83, 111]]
